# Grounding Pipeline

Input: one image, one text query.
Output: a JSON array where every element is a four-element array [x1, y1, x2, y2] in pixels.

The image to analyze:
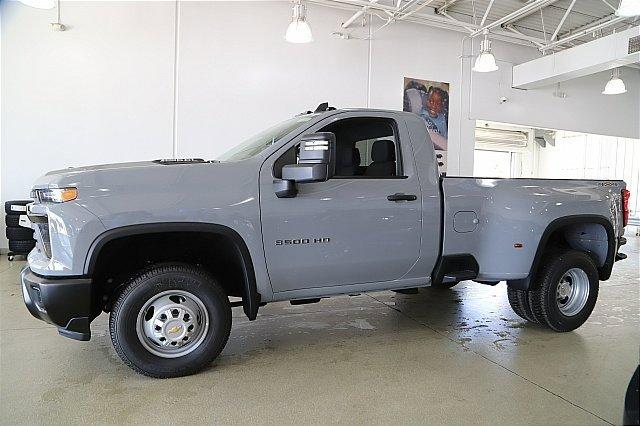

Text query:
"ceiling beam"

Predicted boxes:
[[499, 0, 563, 27], [480, 0, 496, 27], [557, 14, 623, 40], [311, 0, 549, 46], [599, 0, 618, 13], [550, 0, 577, 41], [341, 0, 379, 29], [435, 0, 463, 15], [398, 0, 438, 20], [439, 10, 476, 32], [540, 15, 628, 51], [504, 25, 544, 48], [469, 0, 558, 37]]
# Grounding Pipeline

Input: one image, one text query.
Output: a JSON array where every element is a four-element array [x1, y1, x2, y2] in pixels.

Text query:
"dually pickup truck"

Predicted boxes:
[[21, 106, 630, 377]]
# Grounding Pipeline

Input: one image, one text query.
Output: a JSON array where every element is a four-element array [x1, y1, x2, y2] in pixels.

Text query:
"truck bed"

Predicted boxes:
[[440, 177, 626, 282]]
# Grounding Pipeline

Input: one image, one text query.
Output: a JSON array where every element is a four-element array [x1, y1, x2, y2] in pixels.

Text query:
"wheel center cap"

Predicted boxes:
[[168, 325, 182, 335], [558, 282, 570, 299], [164, 320, 186, 339]]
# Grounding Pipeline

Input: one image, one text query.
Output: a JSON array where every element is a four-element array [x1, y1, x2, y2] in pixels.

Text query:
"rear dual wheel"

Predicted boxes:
[[109, 264, 231, 378], [507, 287, 539, 324], [508, 250, 599, 332]]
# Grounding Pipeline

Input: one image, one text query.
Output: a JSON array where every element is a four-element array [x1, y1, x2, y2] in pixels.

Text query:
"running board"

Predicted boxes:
[[443, 270, 477, 283], [290, 298, 321, 305], [393, 288, 419, 294]]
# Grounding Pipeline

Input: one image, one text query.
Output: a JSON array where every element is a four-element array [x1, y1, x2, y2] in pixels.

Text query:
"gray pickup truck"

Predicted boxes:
[[21, 106, 630, 377]]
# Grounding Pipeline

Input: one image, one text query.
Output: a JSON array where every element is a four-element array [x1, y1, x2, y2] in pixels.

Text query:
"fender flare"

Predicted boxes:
[[84, 222, 260, 320], [507, 214, 616, 290]]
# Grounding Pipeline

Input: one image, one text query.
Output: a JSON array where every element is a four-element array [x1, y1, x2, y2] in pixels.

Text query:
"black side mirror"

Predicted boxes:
[[274, 132, 335, 198]]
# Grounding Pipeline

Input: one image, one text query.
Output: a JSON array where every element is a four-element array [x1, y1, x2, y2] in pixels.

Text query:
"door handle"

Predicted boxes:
[[387, 193, 417, 202]]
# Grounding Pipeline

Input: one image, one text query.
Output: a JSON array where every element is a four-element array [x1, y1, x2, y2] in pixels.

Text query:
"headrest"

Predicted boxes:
[[371, 140, 395, 162]]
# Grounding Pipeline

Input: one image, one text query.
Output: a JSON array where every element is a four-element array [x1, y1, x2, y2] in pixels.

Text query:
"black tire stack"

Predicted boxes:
[[5, 200, 35, 258]]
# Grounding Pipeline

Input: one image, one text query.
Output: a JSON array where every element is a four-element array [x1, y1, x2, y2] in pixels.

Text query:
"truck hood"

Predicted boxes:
[[32, 159, 218, 190]]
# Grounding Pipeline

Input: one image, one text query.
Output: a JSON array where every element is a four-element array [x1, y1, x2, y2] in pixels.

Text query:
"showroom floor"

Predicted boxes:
[[1, 233, 638, 425]]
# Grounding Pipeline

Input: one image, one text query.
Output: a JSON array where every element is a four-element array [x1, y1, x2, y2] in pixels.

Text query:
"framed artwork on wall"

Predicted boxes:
[[403, 77, 449, 172]]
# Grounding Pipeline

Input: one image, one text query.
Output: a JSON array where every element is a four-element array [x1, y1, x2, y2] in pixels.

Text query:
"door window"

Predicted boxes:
[[273, 117, 402, 178], [322, 117, 400, 178]]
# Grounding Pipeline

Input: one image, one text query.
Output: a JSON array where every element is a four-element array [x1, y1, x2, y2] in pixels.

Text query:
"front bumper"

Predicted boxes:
[[21, 267, 93, 341]]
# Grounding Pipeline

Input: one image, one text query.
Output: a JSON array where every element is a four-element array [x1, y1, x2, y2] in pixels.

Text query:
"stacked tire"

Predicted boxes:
[[5, 200, 35, 257]]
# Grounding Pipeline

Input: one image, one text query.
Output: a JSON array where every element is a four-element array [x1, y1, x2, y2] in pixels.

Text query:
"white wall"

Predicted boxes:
[[1, 0, 176, 197], [175, 2, 369, 159], [471, 60, 640, 139], [2, 0, 639, 248]]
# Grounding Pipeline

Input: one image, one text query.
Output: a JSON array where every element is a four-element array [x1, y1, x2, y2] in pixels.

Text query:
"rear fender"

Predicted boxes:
[[507, 215, 615, 290]]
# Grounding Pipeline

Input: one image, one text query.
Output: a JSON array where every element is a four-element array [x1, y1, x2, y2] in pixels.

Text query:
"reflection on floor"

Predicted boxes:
[[1, 232, 638, 424]]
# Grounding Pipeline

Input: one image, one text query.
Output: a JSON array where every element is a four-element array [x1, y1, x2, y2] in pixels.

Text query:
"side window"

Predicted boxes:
[[321, 117, 400, 178], [272, 117, 401, 178]]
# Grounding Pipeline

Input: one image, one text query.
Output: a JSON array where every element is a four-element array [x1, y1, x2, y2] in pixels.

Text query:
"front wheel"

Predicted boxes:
[[528, 250, 599, 332], [109, 264, 231, 378]]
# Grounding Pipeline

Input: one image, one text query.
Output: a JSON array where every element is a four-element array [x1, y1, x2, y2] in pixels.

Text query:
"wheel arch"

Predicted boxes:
[[84, 223, 260, 320], [507, 215, 616, 290]]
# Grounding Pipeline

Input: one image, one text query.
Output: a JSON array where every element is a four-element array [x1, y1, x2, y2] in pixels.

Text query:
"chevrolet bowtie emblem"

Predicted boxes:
[[168, 325, 182, 334]]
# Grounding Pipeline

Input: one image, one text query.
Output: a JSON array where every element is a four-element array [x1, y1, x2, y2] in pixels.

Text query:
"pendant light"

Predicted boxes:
[[602, 68, 627, 95], [473, 30, 499, 73], [285, 1, 313, 44]]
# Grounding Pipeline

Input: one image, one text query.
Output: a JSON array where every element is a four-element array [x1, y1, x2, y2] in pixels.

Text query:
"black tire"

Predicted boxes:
[[6, 226, 34, 240], [5, 200, 32, 215], [8, 239, 35, 253], [109, 263, 231, 378], [5, 215, 20, 227], [507, 287, 539, 324], [528, 250, 599, 332]]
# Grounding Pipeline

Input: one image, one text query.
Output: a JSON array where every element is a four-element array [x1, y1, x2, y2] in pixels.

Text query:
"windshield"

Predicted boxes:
[[217, 114, 317, 161]]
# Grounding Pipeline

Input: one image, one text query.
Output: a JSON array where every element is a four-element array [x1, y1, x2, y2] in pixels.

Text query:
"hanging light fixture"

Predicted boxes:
[[473, 30, 499, 73], [285, 1, 313, 44], [18, 0, 55, 9], [602, 68, 627, 95], [616, 0, 640, 17]]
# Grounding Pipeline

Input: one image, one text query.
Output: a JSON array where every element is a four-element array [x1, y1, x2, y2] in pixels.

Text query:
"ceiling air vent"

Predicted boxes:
[[629, 35, 640, 54]]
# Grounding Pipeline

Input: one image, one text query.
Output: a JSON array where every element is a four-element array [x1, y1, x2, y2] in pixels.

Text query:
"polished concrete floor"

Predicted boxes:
[[1, 232, 638, 425]]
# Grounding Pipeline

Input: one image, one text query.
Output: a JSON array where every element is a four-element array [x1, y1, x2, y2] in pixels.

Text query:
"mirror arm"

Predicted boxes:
[[273, 179, 298, 198]]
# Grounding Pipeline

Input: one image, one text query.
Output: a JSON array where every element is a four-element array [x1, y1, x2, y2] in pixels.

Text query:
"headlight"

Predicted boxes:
[[34, 187, 78, 203]]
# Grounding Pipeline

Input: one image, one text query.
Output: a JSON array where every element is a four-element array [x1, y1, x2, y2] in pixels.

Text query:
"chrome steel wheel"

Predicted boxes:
[[136, 290, 209, 358], [556, 268, 590, 316]]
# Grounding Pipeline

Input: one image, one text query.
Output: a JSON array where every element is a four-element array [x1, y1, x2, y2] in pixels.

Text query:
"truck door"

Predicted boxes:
[[259, 112, 423, 293]]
